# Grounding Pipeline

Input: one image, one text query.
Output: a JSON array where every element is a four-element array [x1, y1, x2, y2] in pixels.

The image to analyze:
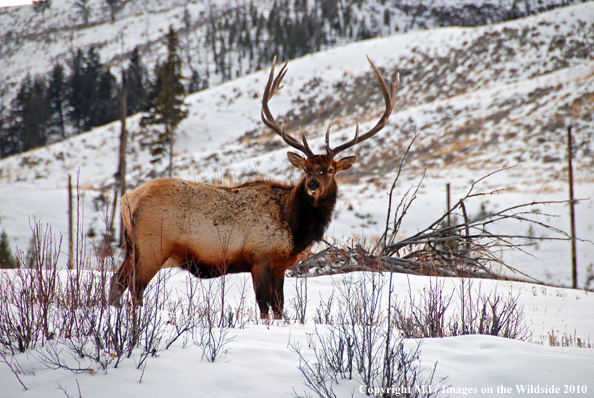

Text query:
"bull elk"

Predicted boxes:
[[109, 56, 399, 318]]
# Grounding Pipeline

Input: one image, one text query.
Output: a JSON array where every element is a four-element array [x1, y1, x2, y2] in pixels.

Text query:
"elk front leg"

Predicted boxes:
[[251, 263, 272, 319], [271, 271, 285, 319]]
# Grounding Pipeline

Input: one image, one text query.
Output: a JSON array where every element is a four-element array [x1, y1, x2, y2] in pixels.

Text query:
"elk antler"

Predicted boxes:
[[261, 56, 315, 158], [325, 56, 399, 159]]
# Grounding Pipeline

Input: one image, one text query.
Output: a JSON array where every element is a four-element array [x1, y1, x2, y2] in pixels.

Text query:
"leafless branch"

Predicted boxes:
[[0, 350, 28, 391], [292, 162, 583, 284], [380, 134, 419, 250]]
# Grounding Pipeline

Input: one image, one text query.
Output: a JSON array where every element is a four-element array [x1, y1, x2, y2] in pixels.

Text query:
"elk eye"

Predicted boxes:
[[328, 168, 334, 174]]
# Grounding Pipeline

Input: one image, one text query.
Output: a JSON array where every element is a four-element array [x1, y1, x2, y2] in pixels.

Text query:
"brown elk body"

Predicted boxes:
[[109, 57, 399, 318]]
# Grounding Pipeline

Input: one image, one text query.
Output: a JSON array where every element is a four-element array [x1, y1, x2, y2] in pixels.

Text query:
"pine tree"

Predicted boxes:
[[91, 68, 119, 127], [142, 26, 188, 176], [74, 0, 90, 25], [105, 0, 120, 22], [0, 86, 15, 158], [125, 46, 147, 115], [187, 69, 204, 94], [10, 75, 51, 152], [68, 47, 119, 133], [0, 230, 17, 269], [67, 49, 89, 132], [25, 234, 39, 269], [33, 0, 52, 21], [80, 47, 103, 131], [143, 61, 163, 113], [47, 62, 67, 140]]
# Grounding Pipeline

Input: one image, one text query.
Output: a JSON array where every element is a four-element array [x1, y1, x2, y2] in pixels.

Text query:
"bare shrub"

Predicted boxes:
[[0, 185, 172, 374], [0, 350, 28, 391], [0, 222, 62, 354], [392, 278, 454, 338], [230, 275, 251, 329], [291, 272, 439, 398], [135, 270, 170, 369], [165, 274, 204, 349], [450, 279, 531, 339], [194, 277, 235, 362], [544, 329, 592, 349], [290, 273, 308, 324], [33, 233, 170, 373], [313, 290, 335, 325], [392, 277, 532, 341]]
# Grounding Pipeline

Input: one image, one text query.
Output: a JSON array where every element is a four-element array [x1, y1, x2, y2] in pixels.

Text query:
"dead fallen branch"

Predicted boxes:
[[291, 145, 582, 284]]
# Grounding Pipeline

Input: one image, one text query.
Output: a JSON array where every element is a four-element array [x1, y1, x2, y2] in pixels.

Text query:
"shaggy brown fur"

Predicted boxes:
[[108, 154, 355, 318]]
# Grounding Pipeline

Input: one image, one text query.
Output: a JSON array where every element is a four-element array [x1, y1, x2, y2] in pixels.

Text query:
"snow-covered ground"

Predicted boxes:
[[1, 270, 593, 397]]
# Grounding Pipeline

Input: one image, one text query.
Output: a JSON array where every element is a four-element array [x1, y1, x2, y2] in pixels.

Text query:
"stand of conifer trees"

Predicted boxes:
[[0, 45, 156, 158], [0, 0, 584, 159]]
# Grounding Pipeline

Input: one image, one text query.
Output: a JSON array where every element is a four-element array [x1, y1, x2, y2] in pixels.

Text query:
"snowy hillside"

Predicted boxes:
[[0, 0, 421, 97], [1, 2, 593, 286], [0, 0, 576, 99]]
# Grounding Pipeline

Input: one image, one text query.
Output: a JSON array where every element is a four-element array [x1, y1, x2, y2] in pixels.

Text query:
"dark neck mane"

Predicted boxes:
[[284, 179, 337, 256]]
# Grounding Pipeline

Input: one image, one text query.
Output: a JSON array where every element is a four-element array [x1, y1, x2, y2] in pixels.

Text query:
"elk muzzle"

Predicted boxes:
[[307, 180, 320, 192]]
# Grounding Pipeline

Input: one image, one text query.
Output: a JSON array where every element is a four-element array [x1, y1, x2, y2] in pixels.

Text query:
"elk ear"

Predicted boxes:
[[287, 152, 307, 170], [335, 156, 357, 173]]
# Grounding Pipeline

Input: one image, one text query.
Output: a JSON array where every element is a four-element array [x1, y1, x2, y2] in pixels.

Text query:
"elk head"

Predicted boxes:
[[261, 56, 400, 202]]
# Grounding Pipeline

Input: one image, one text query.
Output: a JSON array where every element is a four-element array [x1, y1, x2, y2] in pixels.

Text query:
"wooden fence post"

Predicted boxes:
[[68, 174, 73, 270], [119, 69, 128, 246], [567, 125, 577, 289], [446, 183, 451, 228]]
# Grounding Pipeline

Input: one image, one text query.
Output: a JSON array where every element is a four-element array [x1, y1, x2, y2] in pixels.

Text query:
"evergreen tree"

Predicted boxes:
[[24, 234, 39, 269], [67, 47, 119, 133], [267, 1, 283, 59], [187, 69, 204, 94], [67, 49, 89, 132], [357, 18, 372, 40], [74, 0, 90, 25], [143, 61, 163, 113], [142, 26, 188, 176], [79, 46, 102, 131], [0, 230, 17, 269], [0, 87, 14, 158], [10, 75, 51, 153], [105, 0, 120, 22], [33, 0, 52, 21], [47, 62, 67, 140], [321, 0, 341, 32], [91, 68, 119, 127], [125, 46, 147, 115]]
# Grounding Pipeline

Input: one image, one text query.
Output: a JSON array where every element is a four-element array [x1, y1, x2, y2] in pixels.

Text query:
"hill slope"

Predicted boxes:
[[0, 2, 593, 285]]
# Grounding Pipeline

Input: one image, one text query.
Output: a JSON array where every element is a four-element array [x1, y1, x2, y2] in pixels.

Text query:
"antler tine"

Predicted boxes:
[[326, 56, 399, 158], [325, 123, 360, 156], [299, 127, 314, 156], [261, 57, 315, 158], [260, 56, 284, 134]]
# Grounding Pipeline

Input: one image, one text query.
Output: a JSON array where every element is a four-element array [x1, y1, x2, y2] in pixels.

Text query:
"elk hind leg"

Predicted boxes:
[[251, 264, 272, 319], [109, 234, 172, 306], [108, 233, 135, 306], [129, 240, 174, 306]]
